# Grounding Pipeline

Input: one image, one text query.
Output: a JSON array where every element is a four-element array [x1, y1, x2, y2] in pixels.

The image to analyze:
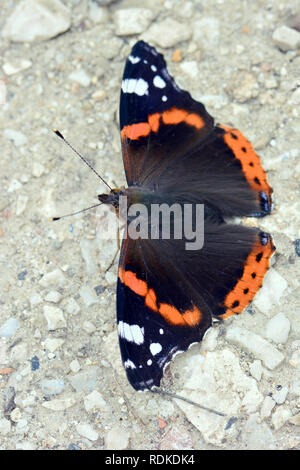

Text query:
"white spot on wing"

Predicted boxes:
[[118, 321, 144, 345], [147, 359, 152, 366], [159, 328, 164, 334], [153, 75, 166, 89], [124, 359, 136, 369], [162, 95, 168, 102], [151, 65, 157, 72], [128, 55, 141, 64], [121, 78, 149, 96], [150, 343, 162, 356]]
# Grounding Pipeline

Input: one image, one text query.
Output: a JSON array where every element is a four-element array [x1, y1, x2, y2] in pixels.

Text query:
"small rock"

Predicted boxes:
[[253, 269, 288, 316], [32, 162, 45, 177], [10, 407, 22, 423], [172, 49, 183, 62], [3, 59, 32, 75], [64, 297, 80, 315], [69, 359, 81, 373], [114, 8, 154, 36], [264, 312, 290, 344], [84, 390, 108, 412], [273, 385, 289, 405], [1, 0, 71, 42], [193, 17, 220, 48], [42, 396, 77, 411], [80, 239, 98, 275], [8, 178, 22, 192], [143, 18, 192, 48], [272, 25, 300, 51], [40, 378, 65, 396], [79, 286, 98, 307], [241, 414, 276, 450], [105, 271, 115, 285], [88, 1, 109, 24], [39, 269, 66, 288], [91, 89, 106, 101], [180, 61, 199, 79], [226, 71, 259, 103], [44, 290, 62, 303], [43, 337, 64, 353], [30, 292, 43, 307], [68, 367, 99, 392], [289, 413, 300, 426], [4, 129, 28, 147], [82, 321, 96, 334], [0, 418, 11, 435], [105, 426, 129, 450], [271, 406, 292, 430], [76, 423, 99, 441], [0, 318, 19, 338], [43, 305, 66, 330], [249, 360, 263, 381], [16, 195, 29, 216], [225, 326, 285, 370], [31, 355, 39, 371], [159, 425, 193, 450], [69, 69, 91, 87], [260, 396, 276, 419]]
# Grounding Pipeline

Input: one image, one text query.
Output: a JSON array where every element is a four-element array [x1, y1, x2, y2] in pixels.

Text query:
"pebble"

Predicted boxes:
[[180, 61, 199, 79], [171, 49, 183, 62], [88, 2, 109, 24], [260, 396, 276, 419], [30, 293, 43, 307], [264, 313, 290, 344], [225, 326, 285, 370], [69, 359, 81, 373], [63, 297, 80, 315], [76, 423, 99, 442], [39, 378, 65, 396], [289, 413, 300, 426], [80, 239, 98, 276], [272, 25, 300, 51], [8, 178, 22, 192], [0, 318, 19, 338], [4, 129, 28, 147], [91, 89, 106, 101], [42, 396, 77, 411], [1, 0, 71, 42], [193, 17, 220, 48], [158, 425, 193, 450], [252, 269, 288, 316], [84, 390, 108, 413], [226, 71, 259, 103], [241, 414, 275, 450], [143, 18, 192, 48], [114, 8, 154, 36], [68, 367, 99, 393], [273, 385, 289, 405], [69, 70, 91, 88], [39, 269, 66, 288], [10, 407, 22, 423], [16, 195, 28, 216], [3, 59, 32, 75], [32, 162, 45, 177], [82, 321, 97, 334], [249, 360, 263, 381], [44, 290, 62, 303], [0, 418, 11, 435], [105, 271, 116, 285], [43, 337, 64, 353], [43, 305, 66, 330], [79, 286, 98, 307], [31, 355, 40, 371], [271, 406, 292, 430], [105, 426, 129, 450]]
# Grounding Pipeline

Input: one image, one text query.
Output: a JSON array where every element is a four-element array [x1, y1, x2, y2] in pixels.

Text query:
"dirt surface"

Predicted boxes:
[[0, 0, 299, 450]]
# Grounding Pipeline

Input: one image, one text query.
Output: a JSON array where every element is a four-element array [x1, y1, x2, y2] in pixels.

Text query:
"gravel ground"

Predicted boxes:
[[0, 0, 299, 451]]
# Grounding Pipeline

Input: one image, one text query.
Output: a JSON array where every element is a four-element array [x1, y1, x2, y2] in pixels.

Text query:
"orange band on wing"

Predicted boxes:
[[121, 108, 205, 141], [220, 234, 275, 319], [119, 267, 202, 327], [220, 125, 272, 198]]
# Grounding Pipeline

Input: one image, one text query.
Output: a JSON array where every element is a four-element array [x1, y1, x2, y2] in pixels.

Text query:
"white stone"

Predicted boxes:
[[76, 423, 99, 441], [43, 305, 66, 330], [249, 360, 263, 381], [241, 414, 276, 450], [225, 326, 285, 370], [180, 61, 199, 79], [44, 290, 62, 303], [264, 312, 290, 344], [143, 18, 192, 48], [69, 359, 81, 373], [39, 269, 66, 288], [82, 321, 96, 334], [4, 129, 28, 147], [42, 396, 77, 411], [252, 269, 288, 315], [105, 271, 115, 285], [1, 0, 71, 43], [193, 17, 220, 47], [88, 0, 109, 24], [272, 25, 300, 51], [39, 378, 64, 395], [0, 418, 11, 435], [3, 59, 32, 75], [79, 286, 98, 307], [0, 318, 19, 338], [8, 178, 22, 192], [173, 349, 263, 446], [16, 195, 29, 216], [260, 396, 276, 419], [64, 297, 80, 315], [114, 8, 154, 36], [29, 292, 43, 307], [10, 407, 22, 422], [43, 337, 64, 353], [271, 406, 292, 430], [32, 162, 45, 177], [105, 426, 130, 450], [84, 390, 108, 413], [201, 327, 218, 351], [80, 239, 98, 276], [273, 385, 289, 405], [69, 70, 91, 87]]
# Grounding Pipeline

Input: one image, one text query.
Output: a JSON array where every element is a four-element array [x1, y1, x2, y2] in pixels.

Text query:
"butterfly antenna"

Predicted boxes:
[[53, 129, 112, 191], [51, 202, 103, 221], [151, 389, 226, 417]]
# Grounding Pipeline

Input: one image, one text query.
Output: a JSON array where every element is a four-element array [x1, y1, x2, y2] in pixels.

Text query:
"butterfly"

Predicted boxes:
[[97, 41, 275, 392]]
